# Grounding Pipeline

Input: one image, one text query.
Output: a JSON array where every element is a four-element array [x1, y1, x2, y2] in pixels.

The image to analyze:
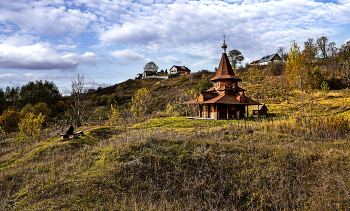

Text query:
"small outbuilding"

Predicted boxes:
[[251, 104, 268, 117]]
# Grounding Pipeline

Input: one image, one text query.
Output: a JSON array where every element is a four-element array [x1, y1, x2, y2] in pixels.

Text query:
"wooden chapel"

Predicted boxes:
[[183, 39, 262, 119]]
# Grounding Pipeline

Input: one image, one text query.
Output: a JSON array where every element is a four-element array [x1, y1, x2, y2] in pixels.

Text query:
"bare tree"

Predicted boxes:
[[67, 74, 91, 127], [277, 46, 288, 62], [328, 41, 337, 59], [317, 36, 329, 59], [144, 62, 159, 75], [338, 40, 350, 86]]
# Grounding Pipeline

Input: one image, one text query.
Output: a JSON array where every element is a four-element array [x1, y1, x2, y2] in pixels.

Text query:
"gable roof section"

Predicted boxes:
[[210, 53, 242, 81], [200, 92, 219, 100], [258, 53, 281, 63], [252, 104, 268, 110], [171, 65, 191, 72]]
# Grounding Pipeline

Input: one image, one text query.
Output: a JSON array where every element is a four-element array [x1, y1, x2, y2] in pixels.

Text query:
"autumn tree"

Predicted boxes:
[[286, 40, 309, 91], [228, 49, 244, 70], [130, 88, 151, 120], [0, 108, 22, 133], [17, 113, 45, 141], [303, 38, 318, 63]]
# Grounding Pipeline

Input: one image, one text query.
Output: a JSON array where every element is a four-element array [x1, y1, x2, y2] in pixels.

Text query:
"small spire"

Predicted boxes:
[[222, 35, 227, 53]]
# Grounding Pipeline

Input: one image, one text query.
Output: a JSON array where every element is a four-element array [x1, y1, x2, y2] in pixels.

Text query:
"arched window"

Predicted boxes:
[[215, 81, 219, 89], [232, 82, 236, 88]]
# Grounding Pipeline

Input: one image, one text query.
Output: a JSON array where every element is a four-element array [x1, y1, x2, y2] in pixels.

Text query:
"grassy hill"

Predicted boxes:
[[1, 70, 350, 210]]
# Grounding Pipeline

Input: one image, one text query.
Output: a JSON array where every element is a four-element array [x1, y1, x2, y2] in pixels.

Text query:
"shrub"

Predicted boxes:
[[90, 94, 98, 105], [0, 108, 22, 133], [21, 103, 35, 114], [98, 95, 108, 106], [90, 106, 109, 124], [107, 104, 121, 126], [311, 116, 349, 138], [34, 102, 51, 117], [266, 62, 285, 76], [195, 77, 212, 93], [107, 93, 120, 105], [17, 112, 45, 141]]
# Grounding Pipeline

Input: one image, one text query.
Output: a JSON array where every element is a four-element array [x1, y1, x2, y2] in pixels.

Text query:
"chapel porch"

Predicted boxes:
[[195, 104, 250, 120]]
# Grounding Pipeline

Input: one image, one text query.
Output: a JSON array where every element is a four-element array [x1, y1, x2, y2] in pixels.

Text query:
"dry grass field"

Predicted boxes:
[[1, 72, 350, 210]]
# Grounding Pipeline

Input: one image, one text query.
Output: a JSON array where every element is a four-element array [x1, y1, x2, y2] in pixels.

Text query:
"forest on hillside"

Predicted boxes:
[[0, 36, 349, 140]]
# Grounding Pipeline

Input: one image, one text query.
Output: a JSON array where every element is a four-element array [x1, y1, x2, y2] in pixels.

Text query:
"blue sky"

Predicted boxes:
[[0, 0, 350, 94]]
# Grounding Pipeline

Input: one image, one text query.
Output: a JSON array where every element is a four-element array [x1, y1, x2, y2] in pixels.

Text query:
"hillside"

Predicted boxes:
[[1, 71, 350, 210]]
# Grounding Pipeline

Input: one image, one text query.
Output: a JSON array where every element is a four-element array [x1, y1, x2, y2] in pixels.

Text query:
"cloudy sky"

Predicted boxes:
[[0, 0, 350, 94]]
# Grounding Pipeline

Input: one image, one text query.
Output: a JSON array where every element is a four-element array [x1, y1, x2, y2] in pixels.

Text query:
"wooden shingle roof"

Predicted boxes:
[[210, 53, 242, 81], [183, 92, 260, 105]]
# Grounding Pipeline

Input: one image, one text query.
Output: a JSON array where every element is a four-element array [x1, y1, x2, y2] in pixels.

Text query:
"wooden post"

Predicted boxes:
[[216, 104, 218, 119], [227, 104, 229, 119], [246, 105, 249, 118], [199, 105, 201, 118]]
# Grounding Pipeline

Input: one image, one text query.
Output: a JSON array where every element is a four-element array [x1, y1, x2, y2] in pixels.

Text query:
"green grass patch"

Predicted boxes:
[[133, 116, 252, 128]]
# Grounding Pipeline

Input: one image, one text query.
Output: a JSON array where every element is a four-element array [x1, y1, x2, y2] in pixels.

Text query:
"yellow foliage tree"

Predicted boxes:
[[107, 104, 121, 126], [286, 41, 309, 91], [34, 102, 51, 117], [17, 113, 45, 141], [130, 88, 150, 120]]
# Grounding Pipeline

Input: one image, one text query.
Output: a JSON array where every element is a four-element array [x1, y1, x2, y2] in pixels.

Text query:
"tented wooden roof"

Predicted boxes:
[[210, 53, 242, 81]]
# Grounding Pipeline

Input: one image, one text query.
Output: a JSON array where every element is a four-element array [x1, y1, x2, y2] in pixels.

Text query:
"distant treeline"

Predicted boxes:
[[0, 80, 62, 117]]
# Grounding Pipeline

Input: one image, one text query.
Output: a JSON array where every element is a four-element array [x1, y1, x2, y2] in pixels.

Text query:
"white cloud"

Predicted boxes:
[[162, 55, 184, 64], [98, 0, 350, 60], [0, 73, 65, 83], [0, 43, 104, 70], [110, 49, 149, 64], [0, 1, 96, 36]]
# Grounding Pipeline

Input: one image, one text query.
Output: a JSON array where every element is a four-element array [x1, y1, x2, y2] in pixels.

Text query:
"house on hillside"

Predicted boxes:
[[252, 104, 268, 117], [169, 66, 191, 75], [183, 40, 267, 119], [250, 53, 282, 66]]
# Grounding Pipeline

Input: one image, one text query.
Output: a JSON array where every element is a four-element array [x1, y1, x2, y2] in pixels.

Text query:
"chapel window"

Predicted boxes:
[[215, 81, 219, 89]]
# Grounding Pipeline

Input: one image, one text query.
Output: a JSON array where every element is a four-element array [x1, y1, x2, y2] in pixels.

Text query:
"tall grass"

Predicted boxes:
[[1, 116, 350, 210]]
